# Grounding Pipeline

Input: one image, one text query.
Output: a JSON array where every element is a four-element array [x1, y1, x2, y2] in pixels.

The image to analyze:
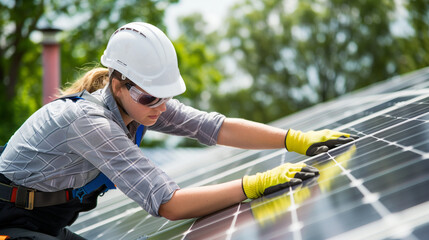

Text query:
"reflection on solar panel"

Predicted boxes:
[[69, 67, 429, 240]]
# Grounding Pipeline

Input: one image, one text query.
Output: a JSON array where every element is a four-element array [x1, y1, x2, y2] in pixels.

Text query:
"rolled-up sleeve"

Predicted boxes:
[[67, 112, 179, 216], [149, 99, 225, 146]]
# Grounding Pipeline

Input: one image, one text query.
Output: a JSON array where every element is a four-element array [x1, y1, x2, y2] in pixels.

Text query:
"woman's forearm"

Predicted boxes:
[[158, 119, 287, 220], [217, 118, 287, 149], [158, 179, 246, 220]]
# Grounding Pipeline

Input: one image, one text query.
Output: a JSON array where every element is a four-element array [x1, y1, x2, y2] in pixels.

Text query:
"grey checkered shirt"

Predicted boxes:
[[0, 85, 225, 216]]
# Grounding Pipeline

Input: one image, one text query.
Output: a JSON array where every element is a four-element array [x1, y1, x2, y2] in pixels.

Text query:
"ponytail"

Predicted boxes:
[[60, 68, 110, 96]]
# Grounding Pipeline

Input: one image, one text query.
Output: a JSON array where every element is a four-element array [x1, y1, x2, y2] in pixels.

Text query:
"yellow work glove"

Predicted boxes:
[[285, 129, 358, 156], [242, 162, 319, 199]]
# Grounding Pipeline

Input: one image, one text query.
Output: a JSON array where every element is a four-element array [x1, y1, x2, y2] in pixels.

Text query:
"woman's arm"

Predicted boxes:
[[217, 118, 287, 149], [158, 162, 319, 220], [158, 179, 246, 220], [158, 118, 286, 220], [217, 118, 358, 156]]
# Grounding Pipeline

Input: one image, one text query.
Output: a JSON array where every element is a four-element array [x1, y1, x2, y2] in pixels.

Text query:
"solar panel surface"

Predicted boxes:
[[69, 67, 429, 240]]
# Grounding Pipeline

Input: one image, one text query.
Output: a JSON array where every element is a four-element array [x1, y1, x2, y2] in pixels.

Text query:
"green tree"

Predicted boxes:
[[210, 0, 429, 124], [395, 0, 429, 72], [0, 0, 178, 144], [173, 13, 226, 147], [1, 0, 51, 144], [174, 13, 225, 110]]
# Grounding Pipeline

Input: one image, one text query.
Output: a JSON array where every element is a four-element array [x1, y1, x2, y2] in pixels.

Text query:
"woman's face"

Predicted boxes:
[[113, 79, 167, 126]]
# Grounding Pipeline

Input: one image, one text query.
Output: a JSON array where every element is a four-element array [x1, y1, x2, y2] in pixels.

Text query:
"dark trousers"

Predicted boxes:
[[0, 227, 86, 240], [0, 174, 102, 239]]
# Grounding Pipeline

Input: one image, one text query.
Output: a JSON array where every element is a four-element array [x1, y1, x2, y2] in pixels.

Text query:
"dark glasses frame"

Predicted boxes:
[[125, 82, 171, 108]]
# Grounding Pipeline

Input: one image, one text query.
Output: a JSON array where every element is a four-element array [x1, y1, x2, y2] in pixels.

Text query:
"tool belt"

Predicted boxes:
[[0, 173, 103, 236], [0, 174, 72, 210]]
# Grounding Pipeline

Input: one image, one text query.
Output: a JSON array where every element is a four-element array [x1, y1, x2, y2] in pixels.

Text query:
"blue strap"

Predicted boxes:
[[0, 143, 7, 155], [72, 172, 116, 203], [67, 96, 84, 102], [135, 125, 145, 147]]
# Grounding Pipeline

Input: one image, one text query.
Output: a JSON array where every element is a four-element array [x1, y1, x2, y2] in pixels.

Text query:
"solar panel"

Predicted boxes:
[[69, 67, 429, 240]]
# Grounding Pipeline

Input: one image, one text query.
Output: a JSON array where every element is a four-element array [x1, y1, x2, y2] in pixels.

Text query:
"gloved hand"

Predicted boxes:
[[285, 129, 358, 156], [242, 162, 319, 199], [250, 185, 312, 226]]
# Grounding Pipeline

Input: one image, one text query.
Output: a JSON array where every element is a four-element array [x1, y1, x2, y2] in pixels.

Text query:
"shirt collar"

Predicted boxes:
[[100, 85, 132, 136], [97, 84, 141, 140]]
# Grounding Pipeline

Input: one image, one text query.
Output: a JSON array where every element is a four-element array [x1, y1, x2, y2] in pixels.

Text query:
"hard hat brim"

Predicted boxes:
[[142, 75, 186, 98]]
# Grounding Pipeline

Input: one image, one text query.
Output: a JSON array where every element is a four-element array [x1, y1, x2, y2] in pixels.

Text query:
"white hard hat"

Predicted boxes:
[[101, 22, 186, 98]]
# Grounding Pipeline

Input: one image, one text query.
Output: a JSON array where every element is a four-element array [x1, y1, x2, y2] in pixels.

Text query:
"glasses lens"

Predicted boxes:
[[137, 95, 159, 106], [127, 83, 170, 108]]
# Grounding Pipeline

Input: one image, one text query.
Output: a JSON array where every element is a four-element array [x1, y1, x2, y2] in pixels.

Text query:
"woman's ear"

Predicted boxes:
[[110, 77, 123, 100]]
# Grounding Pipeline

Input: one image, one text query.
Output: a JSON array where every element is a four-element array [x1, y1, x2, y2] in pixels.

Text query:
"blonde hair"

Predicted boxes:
[[60, 68, 110, 96]]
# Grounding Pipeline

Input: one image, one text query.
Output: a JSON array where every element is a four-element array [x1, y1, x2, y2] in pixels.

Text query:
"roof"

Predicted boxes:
[[69, 67, 429, 240]]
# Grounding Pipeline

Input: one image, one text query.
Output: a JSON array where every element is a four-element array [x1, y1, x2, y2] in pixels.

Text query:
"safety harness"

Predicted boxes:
[[0, 90, 146, 209]]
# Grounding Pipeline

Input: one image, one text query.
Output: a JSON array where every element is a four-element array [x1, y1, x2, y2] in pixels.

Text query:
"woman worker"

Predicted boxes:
[[0, 22, 356, 239]]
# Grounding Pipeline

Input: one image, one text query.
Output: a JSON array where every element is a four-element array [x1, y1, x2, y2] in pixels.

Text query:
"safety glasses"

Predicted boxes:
[[125, 82, 171, 108]]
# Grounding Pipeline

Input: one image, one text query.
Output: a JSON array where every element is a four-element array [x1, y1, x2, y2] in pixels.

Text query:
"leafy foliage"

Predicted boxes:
[[174, 14, 225, 110], [172, 14, 227, 147], [0, 0, 178, 144], [210, 0, 429, 124]]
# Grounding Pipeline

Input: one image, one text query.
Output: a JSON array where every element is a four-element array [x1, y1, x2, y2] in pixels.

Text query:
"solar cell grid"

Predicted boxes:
[[414, 223, 429, 240], [381, 177, 429, 213], [350, 150, 420, 180], [178, 149, 279, 188], [336, 96, 418, 125], [374, 120, 426, 139], [164, 93, 429, 239], [301, 204, 382, 240]]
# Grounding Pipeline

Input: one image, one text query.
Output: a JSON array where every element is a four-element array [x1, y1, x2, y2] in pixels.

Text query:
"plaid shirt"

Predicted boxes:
[[0, 85, 225, 216]]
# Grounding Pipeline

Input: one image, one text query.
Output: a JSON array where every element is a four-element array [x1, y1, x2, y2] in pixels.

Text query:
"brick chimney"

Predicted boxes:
[[40, 28, 61, 105]]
